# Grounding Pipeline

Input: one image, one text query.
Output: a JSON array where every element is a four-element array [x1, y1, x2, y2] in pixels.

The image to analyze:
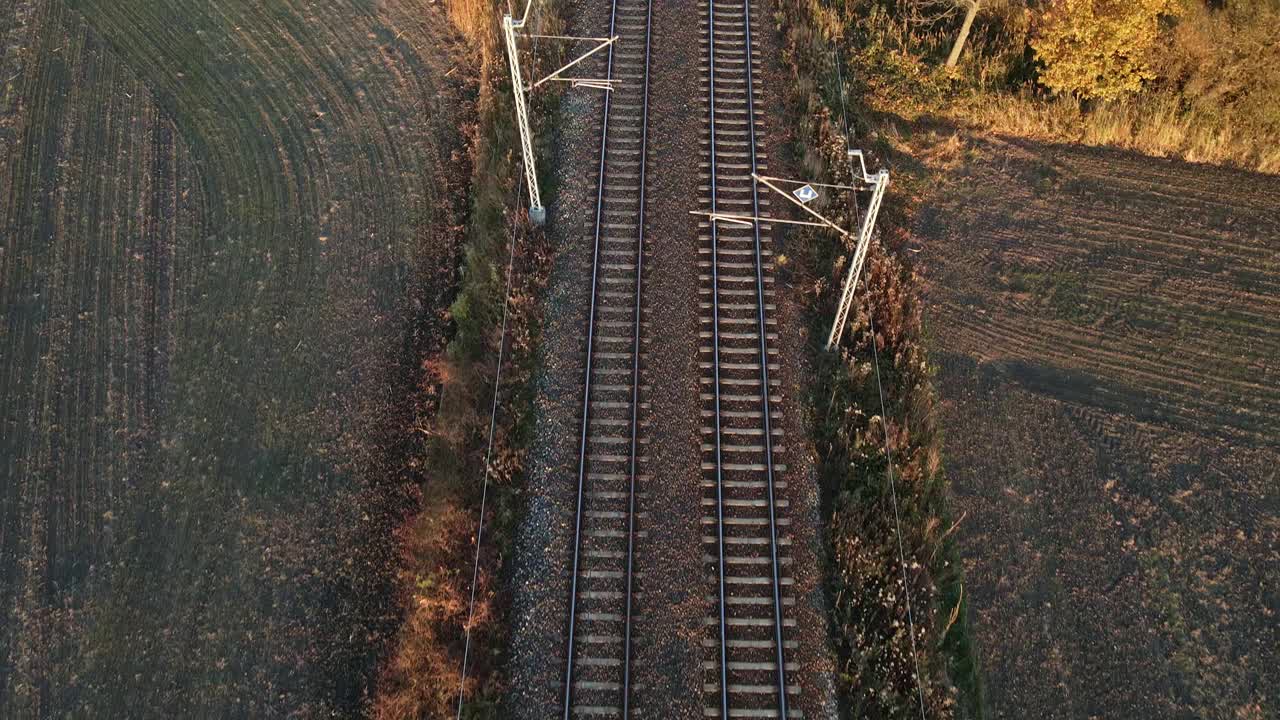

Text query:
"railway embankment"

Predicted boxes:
[[506, 0, 838, 716], [370, 2, 561, 716], [776, 3, 985, 718]]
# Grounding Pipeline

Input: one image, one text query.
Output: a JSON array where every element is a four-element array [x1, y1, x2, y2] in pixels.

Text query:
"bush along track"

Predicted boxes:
[[776, 2, 983, 718], [370, 3, 562, 718]]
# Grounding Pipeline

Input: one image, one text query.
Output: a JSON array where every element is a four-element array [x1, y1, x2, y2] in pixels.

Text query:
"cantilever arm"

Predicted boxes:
[[753, 176, 858, 192], [530, 36, 619, 90], [689, 210, 838, 230], [753, 173, 851, 239]]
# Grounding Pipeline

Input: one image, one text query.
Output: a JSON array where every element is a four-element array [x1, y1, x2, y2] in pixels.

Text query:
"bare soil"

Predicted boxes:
[[0, 0, 475, 715], [915, 133, 1279, 720]]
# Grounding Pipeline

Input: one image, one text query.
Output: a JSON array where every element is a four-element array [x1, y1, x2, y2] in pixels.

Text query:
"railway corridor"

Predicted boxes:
[[561, 0, 653, 717], [697, 0, 799, 716], [521, 0, 829, 716]]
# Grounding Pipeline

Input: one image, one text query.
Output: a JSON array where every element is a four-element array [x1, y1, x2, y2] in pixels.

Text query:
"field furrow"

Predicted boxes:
[[1, 0, 476, 714], [920, 133, 1280, 719]]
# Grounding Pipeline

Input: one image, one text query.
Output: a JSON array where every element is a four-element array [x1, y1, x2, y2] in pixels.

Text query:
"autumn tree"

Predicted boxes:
[[1032, 0, 1179, 100], [910, 0, 1017, 68]]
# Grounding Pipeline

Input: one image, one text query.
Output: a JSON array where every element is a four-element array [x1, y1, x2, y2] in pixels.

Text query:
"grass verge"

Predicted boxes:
[[370, 2, 563, 717], [829, 0, 1280, 175], [948, 90, 1280, 175], [776, 2, 983, 717]]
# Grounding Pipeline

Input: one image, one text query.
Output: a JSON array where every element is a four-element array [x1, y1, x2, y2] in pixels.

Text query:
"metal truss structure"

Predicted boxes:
[[689, 149, 889, 350], [827, 150, 889, 349], [503, 1, 617, 225]]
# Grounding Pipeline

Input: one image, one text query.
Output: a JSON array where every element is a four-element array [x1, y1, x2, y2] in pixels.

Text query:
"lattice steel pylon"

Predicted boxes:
[[689, 154, 888, 350], [502, 1, 616, 226], [503, 8, 544, 224], [827, 149, 889, 350]]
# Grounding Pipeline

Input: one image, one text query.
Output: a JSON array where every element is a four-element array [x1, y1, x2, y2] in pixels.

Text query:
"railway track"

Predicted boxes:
[[699, 0, 800, 717], [561, 0, 653, 717]]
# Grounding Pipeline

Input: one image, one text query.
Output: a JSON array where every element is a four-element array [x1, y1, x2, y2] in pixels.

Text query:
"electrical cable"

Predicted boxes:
[[867, 309, 930, 720], [833, 48, 929, 720], [454, 123, 527, 720]]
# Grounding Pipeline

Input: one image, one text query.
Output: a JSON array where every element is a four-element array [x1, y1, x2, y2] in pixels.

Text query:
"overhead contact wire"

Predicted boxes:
[[563, 0, 621, 714], [833, 48, 929, 720]]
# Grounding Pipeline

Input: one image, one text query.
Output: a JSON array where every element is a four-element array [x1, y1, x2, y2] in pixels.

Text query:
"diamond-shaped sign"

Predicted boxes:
[[793, 184, 819, 203]]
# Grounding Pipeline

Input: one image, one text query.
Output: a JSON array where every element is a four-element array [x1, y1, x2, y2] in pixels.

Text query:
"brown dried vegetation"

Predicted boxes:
[[778, 2, 982, 718], [372, 207, 551, 718], [369, 2, 560, 714]]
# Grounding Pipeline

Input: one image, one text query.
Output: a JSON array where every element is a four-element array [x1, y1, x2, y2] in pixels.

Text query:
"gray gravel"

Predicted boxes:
[[625, 0, 711, 716], [504, 1, 610, 717], [505, 1, 838, 717]]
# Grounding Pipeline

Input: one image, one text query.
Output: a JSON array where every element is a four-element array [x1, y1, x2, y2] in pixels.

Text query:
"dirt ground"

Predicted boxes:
[[914, 134, 1279, 719], [0, 1, 473, 715]]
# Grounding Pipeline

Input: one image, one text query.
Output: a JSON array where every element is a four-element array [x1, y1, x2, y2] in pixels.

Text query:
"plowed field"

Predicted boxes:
[[0, 0, 473, 715], [918, 135, 1278, 719]]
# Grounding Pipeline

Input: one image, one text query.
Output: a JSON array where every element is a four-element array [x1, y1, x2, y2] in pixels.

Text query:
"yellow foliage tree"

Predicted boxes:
[[1032, 0, 1178, 100]]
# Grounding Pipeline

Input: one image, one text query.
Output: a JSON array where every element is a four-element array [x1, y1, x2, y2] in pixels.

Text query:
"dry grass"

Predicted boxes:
[[951, 91, 1280, 174], [938, 0, 1280, 174], [446, 0, 500, 59], [368, 3, 561, 717], [838, 0, 1280, 175]]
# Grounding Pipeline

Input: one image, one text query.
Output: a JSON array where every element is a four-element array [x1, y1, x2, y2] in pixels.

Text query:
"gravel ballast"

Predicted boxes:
[[505, 1, 837, 716]]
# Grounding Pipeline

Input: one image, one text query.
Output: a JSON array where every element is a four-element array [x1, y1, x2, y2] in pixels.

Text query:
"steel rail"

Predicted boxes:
[[562, 0, 620, 713], [621, 0, 654, 715], [563, 0, 652, 716], [706, 0, 731, 716], [741, 0, 790, 712], [706, 0, 790, 714]]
